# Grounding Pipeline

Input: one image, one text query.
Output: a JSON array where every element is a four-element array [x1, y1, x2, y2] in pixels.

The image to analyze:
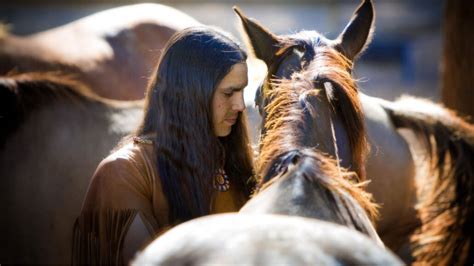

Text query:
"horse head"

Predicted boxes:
[[235, 0, 373, 181]]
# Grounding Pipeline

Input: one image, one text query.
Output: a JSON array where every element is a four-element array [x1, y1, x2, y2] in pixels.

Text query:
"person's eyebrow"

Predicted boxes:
[[222, 85, 246, 91]]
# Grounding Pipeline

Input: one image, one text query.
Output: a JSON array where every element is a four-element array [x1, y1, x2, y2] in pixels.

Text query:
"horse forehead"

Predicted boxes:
[[286, 30, 328, 48]]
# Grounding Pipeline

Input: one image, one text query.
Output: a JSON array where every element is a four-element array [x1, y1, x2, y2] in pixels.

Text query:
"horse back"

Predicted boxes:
[[0, 4, 201, 100]]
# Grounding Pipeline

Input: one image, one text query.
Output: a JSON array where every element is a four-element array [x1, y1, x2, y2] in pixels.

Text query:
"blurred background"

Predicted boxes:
[[0, 0, 444, 103]]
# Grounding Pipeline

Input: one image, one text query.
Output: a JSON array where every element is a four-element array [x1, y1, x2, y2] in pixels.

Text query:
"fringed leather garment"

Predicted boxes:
[[72, 139, 247, 265]]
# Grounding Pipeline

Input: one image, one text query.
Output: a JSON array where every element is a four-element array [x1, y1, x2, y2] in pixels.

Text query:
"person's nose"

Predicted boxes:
[[233, 92, 245, 112]]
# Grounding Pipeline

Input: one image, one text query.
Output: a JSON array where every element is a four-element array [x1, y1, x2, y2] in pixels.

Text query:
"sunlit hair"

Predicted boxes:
[[136, 26, 254, 224]]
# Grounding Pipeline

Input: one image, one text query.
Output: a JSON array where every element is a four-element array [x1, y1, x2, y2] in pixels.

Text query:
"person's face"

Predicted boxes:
[[212, 62, 248, 137]]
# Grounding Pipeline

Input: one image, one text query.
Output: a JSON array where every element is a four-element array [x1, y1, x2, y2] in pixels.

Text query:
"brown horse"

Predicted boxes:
[[0, 3, 201, 100], [0, 72, 144, 263], [133, 149, 400, 265], [235, 0, 474, 264]]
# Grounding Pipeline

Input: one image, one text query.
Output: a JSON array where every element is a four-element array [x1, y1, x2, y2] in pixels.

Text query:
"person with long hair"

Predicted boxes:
[[72, 26, 255, 264]]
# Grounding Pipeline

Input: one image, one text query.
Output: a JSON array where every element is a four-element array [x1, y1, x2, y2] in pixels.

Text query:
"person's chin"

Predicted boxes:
[[216, 126, 232, 137]]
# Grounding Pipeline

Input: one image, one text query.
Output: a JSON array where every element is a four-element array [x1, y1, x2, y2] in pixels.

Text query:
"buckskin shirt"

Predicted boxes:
[[72, 138, 247, 264]]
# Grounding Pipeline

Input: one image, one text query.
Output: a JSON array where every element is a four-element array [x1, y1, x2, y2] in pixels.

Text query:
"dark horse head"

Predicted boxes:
[[235, 0, 374, 182], [235, 0, 382, 244], [237, 62, 381, 243]]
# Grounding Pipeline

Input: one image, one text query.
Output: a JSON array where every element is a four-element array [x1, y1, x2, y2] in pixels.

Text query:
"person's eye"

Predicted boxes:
[[224, 91, 233, 97]]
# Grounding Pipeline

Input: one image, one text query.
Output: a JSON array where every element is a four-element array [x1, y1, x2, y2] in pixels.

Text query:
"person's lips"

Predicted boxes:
[[224, 115, 238, 125]]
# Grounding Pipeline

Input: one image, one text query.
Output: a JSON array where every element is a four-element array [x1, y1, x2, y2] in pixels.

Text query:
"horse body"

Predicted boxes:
[[0, 73, 143, 263], [0, 4, 201, 100]]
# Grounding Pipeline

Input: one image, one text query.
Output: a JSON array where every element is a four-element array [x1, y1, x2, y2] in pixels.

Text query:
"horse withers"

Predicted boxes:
[[234, 0, 474, 264]]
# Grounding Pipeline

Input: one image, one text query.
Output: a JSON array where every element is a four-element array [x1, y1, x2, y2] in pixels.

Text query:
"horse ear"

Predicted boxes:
[[335, 0, 375, 60], [233, 6, 280, 65]]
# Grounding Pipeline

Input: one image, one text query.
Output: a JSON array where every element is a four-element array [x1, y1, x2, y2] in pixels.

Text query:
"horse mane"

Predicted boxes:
[[256, 48, 377, 224], [260, 45, 369, 181], [258, 148, 379, 228], [0, 71, 130, 148], [384, 96, 474, 265]]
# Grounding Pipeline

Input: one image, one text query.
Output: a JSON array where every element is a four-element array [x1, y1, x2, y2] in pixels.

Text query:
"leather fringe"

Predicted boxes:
[[72, 209, 138, 265]]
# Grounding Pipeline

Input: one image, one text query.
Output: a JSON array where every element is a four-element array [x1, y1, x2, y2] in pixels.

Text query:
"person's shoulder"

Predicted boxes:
[[92, 142, 156, 190], [92, 142, 150, 179], [102, 140, 153, 166], [82, 141, 158, 211]]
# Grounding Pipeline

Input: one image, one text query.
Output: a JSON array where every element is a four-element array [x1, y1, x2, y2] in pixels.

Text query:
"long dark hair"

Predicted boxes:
[[136, 26, 254, 224]]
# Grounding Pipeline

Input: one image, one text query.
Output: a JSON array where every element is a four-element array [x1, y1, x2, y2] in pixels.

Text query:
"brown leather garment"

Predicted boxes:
[[72, 140, 247, 264]]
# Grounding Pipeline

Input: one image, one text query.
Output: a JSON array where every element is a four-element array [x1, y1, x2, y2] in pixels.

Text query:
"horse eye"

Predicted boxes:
[[295, 46, 306, 53]]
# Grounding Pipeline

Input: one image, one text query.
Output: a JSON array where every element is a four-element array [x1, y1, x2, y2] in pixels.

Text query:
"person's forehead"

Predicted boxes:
[[218, 63, 248, 88]]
